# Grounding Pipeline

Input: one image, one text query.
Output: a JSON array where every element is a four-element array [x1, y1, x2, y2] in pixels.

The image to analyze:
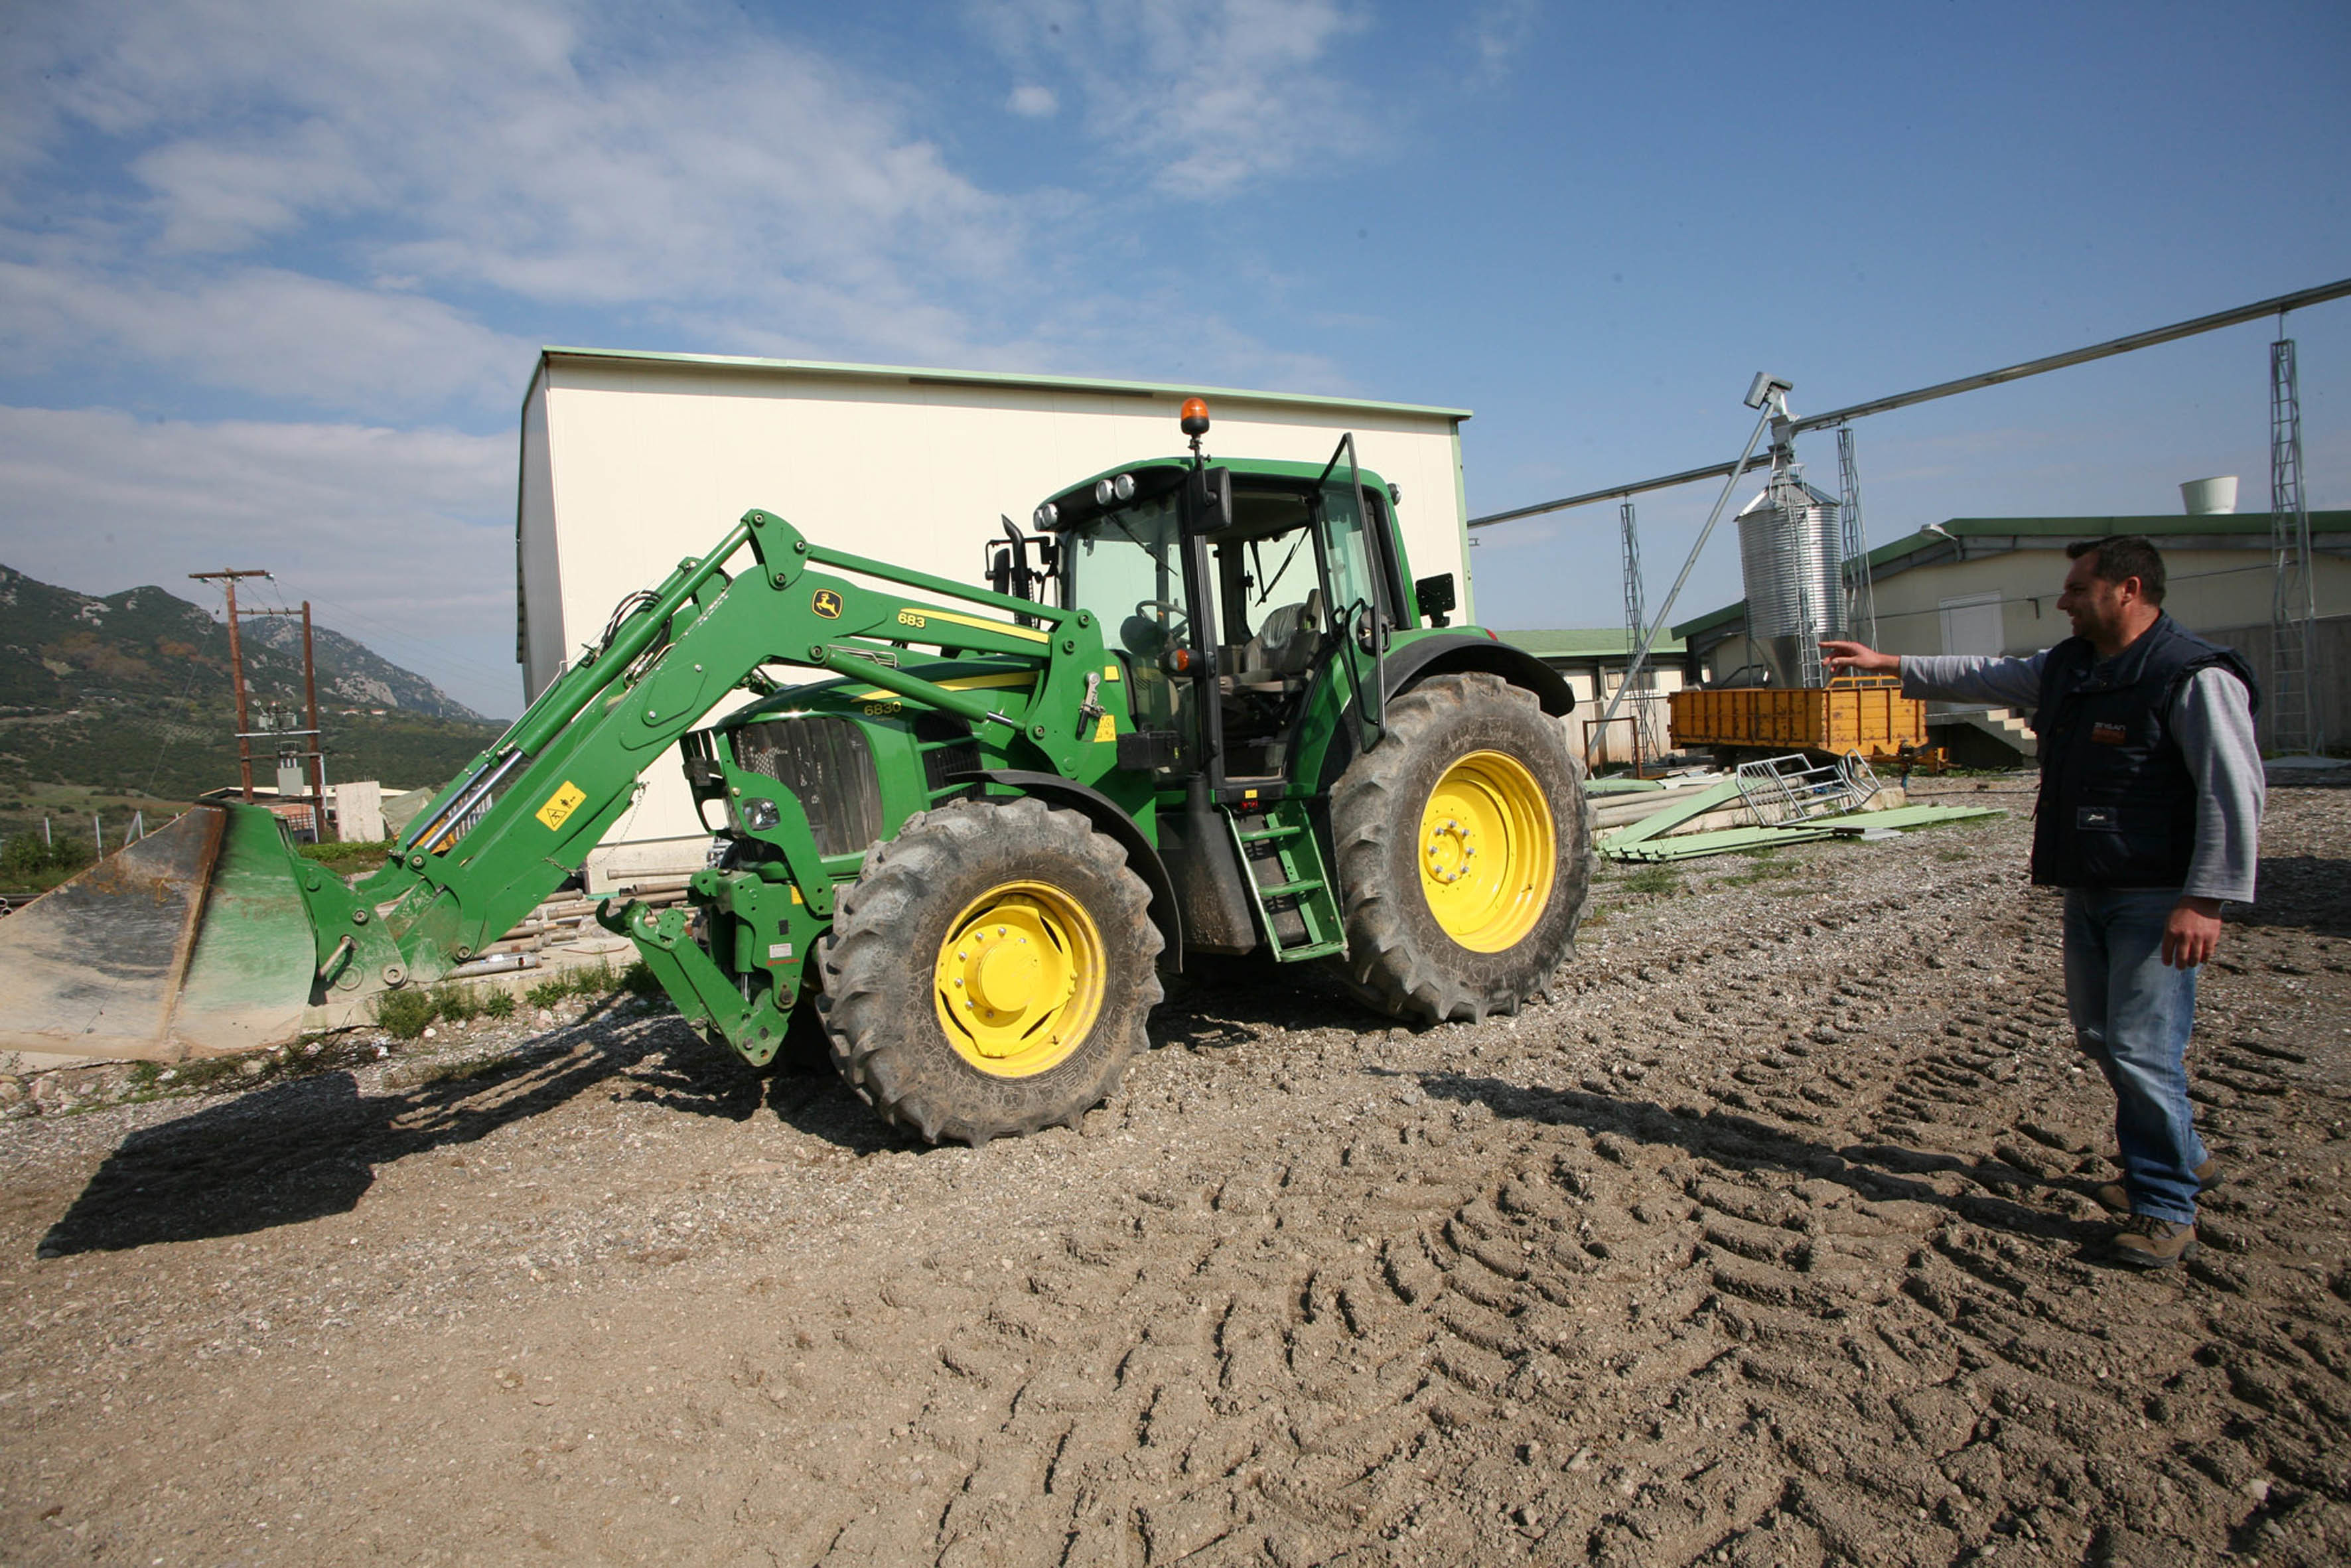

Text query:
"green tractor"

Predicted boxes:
[[0, 403, 1591, 1145]]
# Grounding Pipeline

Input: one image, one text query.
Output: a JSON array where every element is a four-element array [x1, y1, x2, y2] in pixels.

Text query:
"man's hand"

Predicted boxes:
[[1821, 639, 1899, 677], [2163, 896, 2224, 969]]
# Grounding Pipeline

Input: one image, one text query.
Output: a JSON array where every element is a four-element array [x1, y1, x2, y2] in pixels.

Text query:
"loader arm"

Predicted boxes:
[[0, 506, 1118, 1061], [298, 507, 1115, 1000]]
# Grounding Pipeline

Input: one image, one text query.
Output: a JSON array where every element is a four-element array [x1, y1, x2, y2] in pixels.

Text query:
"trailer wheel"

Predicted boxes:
[[816, 797, 1163, 1146], [1328, 672, 1592, 1023]]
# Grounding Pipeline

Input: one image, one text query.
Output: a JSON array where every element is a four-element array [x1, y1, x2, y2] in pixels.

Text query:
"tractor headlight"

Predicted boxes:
[[1033, 502, 1058, 530], [1094, 478, 1115, 506], [1111, 472, 1137, 502], [744, 798, 780, 832]]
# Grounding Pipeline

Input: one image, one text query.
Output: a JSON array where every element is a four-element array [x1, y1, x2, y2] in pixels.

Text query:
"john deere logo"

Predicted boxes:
[[812, 589, 843, 620]]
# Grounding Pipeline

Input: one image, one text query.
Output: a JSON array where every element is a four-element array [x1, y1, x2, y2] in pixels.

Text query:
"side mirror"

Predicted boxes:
[[1184, 466, 1232, 535], [1415, 573, 1457, 628]]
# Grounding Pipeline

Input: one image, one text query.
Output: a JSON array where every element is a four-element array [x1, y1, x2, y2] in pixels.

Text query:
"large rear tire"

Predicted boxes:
[[816, 797, 1163, 1146], [1327, 672, 1591, 1023]]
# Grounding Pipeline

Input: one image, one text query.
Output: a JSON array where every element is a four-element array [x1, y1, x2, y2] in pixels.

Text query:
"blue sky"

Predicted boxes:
[[1, 0, 2344, 719]]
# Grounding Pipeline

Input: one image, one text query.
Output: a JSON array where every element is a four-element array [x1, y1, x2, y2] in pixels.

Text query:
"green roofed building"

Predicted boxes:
[[1492, 628, 1694, 709], [1673, 511, 2351, 751]]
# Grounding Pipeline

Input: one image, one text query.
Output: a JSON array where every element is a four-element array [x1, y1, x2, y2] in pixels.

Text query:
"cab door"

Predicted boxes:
[[1315, 435, 1393, 747]]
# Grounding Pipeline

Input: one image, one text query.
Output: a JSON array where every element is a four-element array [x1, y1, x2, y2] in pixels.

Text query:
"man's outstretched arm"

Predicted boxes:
[[1821, 639, 2047, 709], [1819, 640, 1899, 677]]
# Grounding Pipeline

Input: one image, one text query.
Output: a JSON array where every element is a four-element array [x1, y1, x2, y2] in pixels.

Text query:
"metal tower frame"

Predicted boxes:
[[1835, 423, 1879, 647], [1620, 499, 1648, 692], [1616, 498, 1662, 766], [2270, 331, 2322, 753]]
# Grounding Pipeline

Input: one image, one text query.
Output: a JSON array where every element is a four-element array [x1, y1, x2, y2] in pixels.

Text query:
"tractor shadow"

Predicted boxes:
[[38, 1004, 743, 1256], [40, 951, 1433, 1255], [1147, 951, 1382, 1051]]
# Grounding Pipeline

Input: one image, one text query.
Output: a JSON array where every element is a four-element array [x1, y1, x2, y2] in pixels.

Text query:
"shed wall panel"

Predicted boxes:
[[522, 356, 1470, 883]]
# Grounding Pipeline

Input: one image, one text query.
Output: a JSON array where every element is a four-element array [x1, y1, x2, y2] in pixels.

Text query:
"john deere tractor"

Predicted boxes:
[[0, 402, 1590, 1145]]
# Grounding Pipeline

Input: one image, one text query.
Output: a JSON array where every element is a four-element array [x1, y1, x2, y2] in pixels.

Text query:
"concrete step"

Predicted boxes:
[[1928, 705, 2038, 762]]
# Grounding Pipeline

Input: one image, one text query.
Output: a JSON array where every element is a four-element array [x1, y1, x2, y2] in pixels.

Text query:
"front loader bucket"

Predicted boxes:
[[0, 804, 323, 1062]]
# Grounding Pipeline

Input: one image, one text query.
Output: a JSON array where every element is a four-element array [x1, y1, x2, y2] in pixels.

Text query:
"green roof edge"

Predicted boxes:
[[1675, 510, 2351, 639], [1495, 627, 1687, 656], [1672, 601, 1749, 640], [538, 346, 1473, 422], [1861, 510, 2351, 572]]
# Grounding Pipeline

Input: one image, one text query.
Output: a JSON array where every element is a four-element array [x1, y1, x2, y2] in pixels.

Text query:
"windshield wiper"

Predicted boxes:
[[1255, 530, 1310, 607]]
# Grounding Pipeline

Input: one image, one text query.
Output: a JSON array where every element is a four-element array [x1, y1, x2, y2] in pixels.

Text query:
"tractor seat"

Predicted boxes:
[[1240, 588, 1325, 680]]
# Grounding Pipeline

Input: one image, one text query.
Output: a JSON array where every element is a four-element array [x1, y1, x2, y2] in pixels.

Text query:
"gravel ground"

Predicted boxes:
[[0, 778, 2346, 1567]]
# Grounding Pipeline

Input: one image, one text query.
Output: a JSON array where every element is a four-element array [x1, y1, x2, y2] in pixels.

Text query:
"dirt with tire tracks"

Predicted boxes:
[[1, 779, 2347, 1566]]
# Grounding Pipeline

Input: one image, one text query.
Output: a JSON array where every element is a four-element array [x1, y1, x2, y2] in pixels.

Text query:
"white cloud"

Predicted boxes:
[[1464, 0, 1539, 87], [0, 406, 523, 716], [971, 0, 1378, 198], [0, 0, 1387, 411], [0, 259, 533, 415], [1007, 85, 1059, 118], [2, 0, 1029, 410]]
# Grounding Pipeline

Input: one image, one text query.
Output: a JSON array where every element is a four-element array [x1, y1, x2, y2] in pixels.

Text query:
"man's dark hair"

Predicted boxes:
[[2066, 534, 2167, 605]]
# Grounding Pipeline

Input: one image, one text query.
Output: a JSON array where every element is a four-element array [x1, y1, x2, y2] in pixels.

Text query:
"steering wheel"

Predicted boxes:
[[1133, 599, 1190, 641]]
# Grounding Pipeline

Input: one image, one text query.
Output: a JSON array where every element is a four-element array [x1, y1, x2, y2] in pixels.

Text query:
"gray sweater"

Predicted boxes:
[[1900, 651, 2264, 902]]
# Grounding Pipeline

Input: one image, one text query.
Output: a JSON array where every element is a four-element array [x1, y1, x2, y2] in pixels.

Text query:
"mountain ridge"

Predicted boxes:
[[0, 564, 486, 721], [0, 564, 504, 823]]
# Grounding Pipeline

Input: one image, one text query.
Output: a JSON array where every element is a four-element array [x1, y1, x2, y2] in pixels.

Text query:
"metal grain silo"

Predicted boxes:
[[1735, 468, 1845, 687]]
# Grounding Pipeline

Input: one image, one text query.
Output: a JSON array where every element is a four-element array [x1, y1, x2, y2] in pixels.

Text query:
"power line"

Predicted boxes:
[[1470, 275, 2351, 530]]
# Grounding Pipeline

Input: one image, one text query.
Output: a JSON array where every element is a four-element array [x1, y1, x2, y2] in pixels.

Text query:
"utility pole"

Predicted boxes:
[[234, 600, 329, 840], [190, 569, 271, 800], [302, 602, 328, 837]]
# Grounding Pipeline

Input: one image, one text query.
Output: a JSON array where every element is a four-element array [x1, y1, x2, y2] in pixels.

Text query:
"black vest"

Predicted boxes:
[[2030, 614, 2257, 889]]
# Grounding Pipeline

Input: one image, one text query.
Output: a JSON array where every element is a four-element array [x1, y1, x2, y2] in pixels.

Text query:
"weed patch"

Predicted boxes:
[[375, 988, 437, 1040], [524, 960, 621, 1011], [298, 840, 393, 875], [1621, 865, 1681, 896], [427, 981, 480, 1023]]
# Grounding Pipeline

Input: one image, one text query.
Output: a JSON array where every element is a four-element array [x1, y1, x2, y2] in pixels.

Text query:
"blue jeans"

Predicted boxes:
[[2062, 887, 2207, 1224]]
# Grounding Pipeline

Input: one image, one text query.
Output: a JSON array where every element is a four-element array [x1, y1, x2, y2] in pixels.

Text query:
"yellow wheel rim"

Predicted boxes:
[[1418, 750, 1557, 952], [932, 881, 1106, 1077]]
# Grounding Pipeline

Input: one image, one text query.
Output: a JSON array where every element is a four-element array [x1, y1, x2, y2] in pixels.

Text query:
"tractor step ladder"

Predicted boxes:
[[1228, 800, 1347, 962]]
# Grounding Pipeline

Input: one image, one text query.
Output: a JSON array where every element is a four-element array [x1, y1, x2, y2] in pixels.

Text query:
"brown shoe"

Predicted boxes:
[[2108, 1214, 2200, 1270], [2093, 1157, 2224, 1215]]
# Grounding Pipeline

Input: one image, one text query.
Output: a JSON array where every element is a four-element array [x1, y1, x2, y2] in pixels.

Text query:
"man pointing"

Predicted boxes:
[[1822, 535, 2263, 1269]]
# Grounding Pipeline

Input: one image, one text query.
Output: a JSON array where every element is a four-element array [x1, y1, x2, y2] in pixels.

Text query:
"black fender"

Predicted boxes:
[[1381, 632, 1575, 716], [1311, 632, 1577, 797], [950, 770, 1183, 972]]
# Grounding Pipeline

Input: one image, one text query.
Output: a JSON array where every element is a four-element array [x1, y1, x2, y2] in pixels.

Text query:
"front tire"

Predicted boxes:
[[816, 797, 1163, 1146], [1327, 672, 1591, 1023]]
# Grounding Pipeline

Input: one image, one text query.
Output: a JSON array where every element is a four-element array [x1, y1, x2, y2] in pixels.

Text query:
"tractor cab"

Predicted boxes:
[[1033, 415, 1409, 796]]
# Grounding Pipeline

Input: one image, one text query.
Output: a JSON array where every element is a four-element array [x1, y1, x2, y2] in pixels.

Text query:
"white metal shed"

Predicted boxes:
[[518, 349, 1475, 887]]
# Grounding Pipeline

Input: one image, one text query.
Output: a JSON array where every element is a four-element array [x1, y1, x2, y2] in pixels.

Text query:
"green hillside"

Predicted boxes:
[[0, 565, 504, 859]]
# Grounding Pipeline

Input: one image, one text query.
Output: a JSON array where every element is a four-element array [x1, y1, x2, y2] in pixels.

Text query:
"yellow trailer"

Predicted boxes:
[[1668, 677, 1928, 759]]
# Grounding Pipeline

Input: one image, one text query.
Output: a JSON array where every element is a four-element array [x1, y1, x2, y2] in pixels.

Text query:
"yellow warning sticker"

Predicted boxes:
[[1093, 714, 1117, 743], [1102, 664, 1121, 681], [535, 780, 587, 831]]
